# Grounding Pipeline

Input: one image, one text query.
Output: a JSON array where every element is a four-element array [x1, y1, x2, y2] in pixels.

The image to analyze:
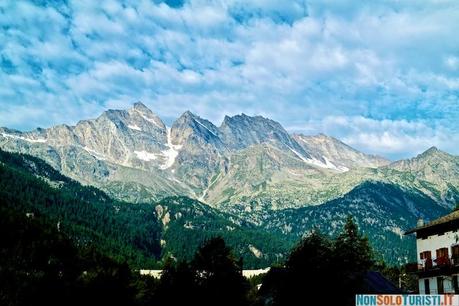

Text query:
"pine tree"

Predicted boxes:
[[192, 237, 249, 306], [333, 216, 374, 273], [155, 258, 196, 306]]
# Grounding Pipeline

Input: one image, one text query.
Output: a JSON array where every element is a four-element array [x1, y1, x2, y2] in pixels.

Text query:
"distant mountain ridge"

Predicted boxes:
[[0, 148, 451, 266], [1, 102, 459, 266], [293, 133, 389, 170], [0, 102, 458, 212]]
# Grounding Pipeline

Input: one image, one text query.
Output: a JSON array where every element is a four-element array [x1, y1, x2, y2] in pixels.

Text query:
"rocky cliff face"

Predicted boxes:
[[1, 102, 458, 211], [170, 111, 227, 193], [220, 114, 306, 153], [0, 102, 189, 201], [293, 133, 389, 170], [387, 147, 459, 205]]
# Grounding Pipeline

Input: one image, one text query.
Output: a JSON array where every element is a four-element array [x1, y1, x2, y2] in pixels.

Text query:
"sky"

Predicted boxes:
[[0, 0, 458, 160]]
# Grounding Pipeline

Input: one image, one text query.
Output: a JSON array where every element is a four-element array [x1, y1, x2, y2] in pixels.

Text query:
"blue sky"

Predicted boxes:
[[0, 0, 458, 160]]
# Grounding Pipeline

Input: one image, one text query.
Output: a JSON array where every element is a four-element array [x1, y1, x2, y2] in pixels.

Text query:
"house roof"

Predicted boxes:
[[363, 271, 403, 294], [405, 210, 459, 235]]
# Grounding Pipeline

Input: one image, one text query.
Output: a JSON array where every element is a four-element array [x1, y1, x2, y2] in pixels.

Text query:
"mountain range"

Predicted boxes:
[[1, 102, 459, 265]]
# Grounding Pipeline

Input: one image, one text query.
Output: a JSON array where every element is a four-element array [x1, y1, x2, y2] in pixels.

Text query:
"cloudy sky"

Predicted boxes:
[[1, 0, 458, 159]]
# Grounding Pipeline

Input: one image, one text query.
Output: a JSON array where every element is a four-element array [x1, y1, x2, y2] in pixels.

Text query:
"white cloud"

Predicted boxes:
[[445, 56, 459, 70], [287, 116, 458, 159], [0, 0, 458, 159]]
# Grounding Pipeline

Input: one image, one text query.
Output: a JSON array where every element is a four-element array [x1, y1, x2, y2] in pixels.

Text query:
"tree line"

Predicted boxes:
[[1, 203, 413, 306]]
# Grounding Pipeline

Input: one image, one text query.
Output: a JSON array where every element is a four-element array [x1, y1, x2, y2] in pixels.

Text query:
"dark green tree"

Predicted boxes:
[[331, 216, 375, 305], [260, 219, 378, 306], [155, 258, 197, 306], [75, 252, 135, 306], [192, 237, 250, 306], [333, 216, 374, 273], [0, 205, 137, 306], [261, 230, 333, 306]]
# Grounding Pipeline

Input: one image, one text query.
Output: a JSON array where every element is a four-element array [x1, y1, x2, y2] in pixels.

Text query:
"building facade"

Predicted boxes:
[[406, 211, 459, 294]]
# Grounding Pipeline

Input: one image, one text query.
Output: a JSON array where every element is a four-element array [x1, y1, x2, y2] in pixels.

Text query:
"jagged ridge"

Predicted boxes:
[[1, 102, 458, 212]]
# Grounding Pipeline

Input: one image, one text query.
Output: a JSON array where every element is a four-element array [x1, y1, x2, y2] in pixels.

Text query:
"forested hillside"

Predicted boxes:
[[1, 203, 404, 306], [0, 149, 162, 268], [258, 181, 449, 264], [0, 150, 293, 268], [155, 196, 294, 267], [0, 205, 137, 306], [0, 149, 454, 266]]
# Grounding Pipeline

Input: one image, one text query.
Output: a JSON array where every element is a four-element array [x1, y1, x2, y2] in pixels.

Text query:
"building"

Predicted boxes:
[[405, 210, 459, 294]]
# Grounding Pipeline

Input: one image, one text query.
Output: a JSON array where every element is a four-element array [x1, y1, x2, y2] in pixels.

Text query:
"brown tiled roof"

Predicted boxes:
[[405, 210, 459, 235]]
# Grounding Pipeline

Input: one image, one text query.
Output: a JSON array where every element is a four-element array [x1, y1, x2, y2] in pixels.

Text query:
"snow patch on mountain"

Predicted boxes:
[[83, 146, 107, 160], [289, 147, 348, 172], [323, 156, 349, 172], [127, 124, 141, 131], [134, 150, 158, 161], [134, 109, 163, 129], [193, 118, 218, 137], [1, 132, 47, 143], [289, 147, 310, 163], [160, 128, 182, 169]]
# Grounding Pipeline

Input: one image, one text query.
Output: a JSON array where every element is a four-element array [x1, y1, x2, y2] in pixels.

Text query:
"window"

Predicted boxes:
[[424, 279, 430, 294], [452, 246, 459, 264], [420, 251, 432, 269], [437, 247, 449, 258], [437, 277, 444, 294], [436, 248, 449, 266], [453, 275, 459, 294]]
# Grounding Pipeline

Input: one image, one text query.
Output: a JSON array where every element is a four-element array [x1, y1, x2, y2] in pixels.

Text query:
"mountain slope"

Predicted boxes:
[[293, 133, 389, 170], [154, 196, 293, 268], [203, 143, 331, 208], [0, 149, 293, 268], [0, 149, 162, 268], [1, 148, 456, 266], [388, 147, 459, 204], [254, 181, 449, 264], [169, 111, 227, 193], [0, 103, 193, 202], [1, 103, 458, 213]]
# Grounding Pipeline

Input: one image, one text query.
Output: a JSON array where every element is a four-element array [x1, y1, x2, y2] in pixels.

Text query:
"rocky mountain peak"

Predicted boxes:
[[181, 110, 196, 118], [420, 146, 440, 156], [407, 146, 451, 164], [128, 102, 165, 131], [170, 111, 223, 150], [174, 111, 220, 136], [389, 147, 458, 186], [99, 109, 125, 122], [219, 113, 302, 153], [221, 113, 280, 128], [132, 101, 151, 113]]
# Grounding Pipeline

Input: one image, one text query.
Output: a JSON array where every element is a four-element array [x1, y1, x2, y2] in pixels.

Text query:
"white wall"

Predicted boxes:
[[416, 230, 459, 294], [417, 230, 459, 264], [419, 276, 456, 294]]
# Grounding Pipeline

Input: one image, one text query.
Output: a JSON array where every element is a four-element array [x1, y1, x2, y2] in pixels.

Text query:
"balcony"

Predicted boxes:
[[416, 256, 459, 276]]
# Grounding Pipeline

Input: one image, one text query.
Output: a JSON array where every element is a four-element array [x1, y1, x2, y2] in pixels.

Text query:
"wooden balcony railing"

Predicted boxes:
[[418, 256, 459, 271]]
